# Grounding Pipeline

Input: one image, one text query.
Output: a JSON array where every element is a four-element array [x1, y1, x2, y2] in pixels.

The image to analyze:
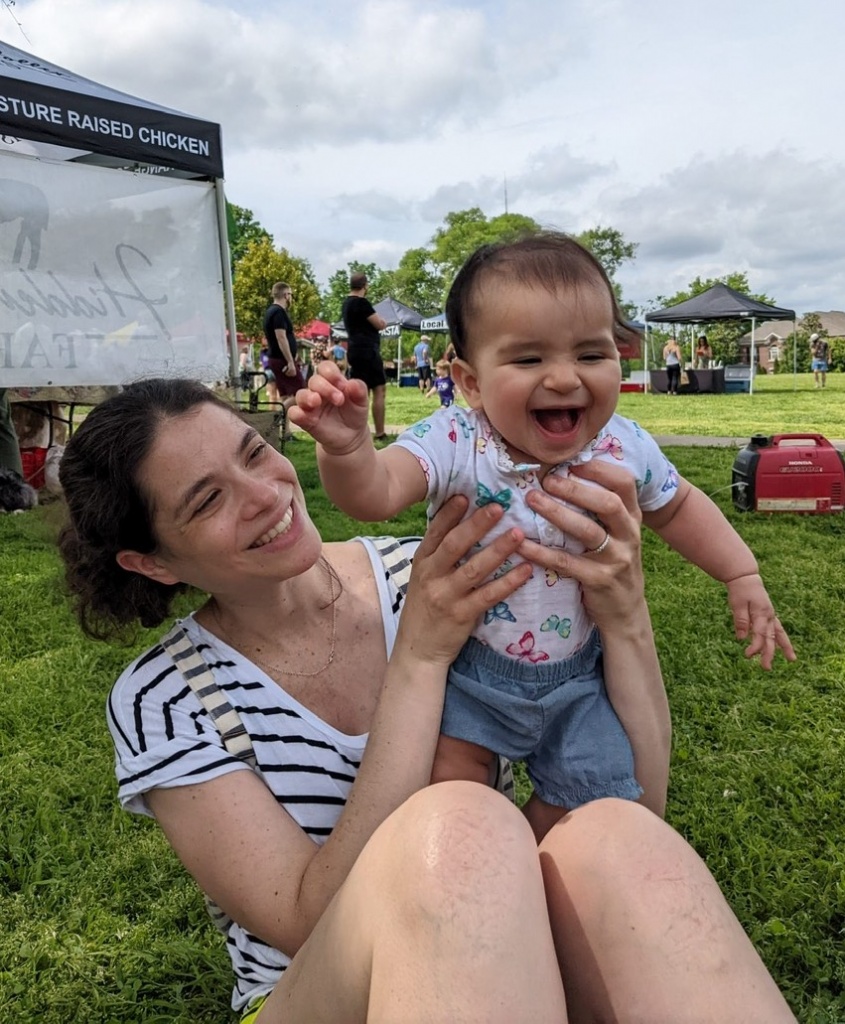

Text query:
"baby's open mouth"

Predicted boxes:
[[532, 408, 580, 434]]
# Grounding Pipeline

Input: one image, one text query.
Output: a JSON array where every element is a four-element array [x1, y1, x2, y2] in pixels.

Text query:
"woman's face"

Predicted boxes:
[[132, 403, 322, 597]]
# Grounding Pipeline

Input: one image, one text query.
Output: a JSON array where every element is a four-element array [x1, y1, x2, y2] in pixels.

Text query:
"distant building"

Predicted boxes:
[[740, 311, 845, 370]]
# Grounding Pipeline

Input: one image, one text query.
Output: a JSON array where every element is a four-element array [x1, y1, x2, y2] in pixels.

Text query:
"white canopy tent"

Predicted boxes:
[[0, 40, 234, 387]]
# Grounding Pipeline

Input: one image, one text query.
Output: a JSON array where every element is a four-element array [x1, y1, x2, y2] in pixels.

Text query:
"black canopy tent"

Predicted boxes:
[[645, 283, 797, 394], [0, 40, 235, 384], [372, 296, 423, 377]]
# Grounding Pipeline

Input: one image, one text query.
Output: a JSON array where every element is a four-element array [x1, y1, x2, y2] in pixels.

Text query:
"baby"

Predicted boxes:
[[292, 232, 795, 837], [425, 359, 456, 407]]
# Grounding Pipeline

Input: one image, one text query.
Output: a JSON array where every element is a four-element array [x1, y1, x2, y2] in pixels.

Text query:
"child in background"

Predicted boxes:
[[291, 232, 795, 839], [426, 359, 456, 407]]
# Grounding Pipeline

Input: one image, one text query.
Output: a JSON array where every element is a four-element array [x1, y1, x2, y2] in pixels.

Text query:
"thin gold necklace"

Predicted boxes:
[[211, 557, 339, 679]]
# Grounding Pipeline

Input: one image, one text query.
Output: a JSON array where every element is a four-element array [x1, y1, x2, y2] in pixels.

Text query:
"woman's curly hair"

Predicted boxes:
[[58, 378, 233, 641]]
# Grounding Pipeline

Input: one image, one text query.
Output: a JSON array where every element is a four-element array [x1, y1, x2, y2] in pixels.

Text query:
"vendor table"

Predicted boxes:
[[649, 368, 725, 394]]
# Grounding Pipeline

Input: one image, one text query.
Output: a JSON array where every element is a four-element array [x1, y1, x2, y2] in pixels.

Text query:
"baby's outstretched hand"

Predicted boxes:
[[725, 573, 796, 670], [288, 361, 371, 453]]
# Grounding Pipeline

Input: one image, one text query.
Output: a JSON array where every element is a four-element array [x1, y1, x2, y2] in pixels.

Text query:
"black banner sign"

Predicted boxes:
[[0, 76, 223, 178]]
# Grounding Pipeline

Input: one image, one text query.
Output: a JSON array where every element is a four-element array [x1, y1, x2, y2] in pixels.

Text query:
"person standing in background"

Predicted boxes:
[[810, 333, 830, 388], [330, 340, 349, 376], [0, 389, 23, 476], [342, 273, 389, 441], [258, 338, 281, 408], [695, 335, 713, 369], [663, 336, 683, 395], [425, 359, 456, 407], [262, 283, 305, 420], [414, 335, 433, 392]]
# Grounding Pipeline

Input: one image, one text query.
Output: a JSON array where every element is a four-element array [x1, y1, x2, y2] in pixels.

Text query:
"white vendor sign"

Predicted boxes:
[[0, 40, 233, 388]]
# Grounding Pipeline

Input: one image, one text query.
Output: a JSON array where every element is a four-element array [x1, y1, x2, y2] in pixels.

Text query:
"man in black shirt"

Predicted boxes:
[[262, 282, 305, 414], [341, 272, 388, 440]]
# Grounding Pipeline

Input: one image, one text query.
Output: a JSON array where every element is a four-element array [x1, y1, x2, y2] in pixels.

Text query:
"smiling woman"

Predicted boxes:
[[54, 377, 796, 1023]]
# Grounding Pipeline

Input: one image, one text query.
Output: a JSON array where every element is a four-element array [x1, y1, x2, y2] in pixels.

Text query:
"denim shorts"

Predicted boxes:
[[442, 632, 642, 809]]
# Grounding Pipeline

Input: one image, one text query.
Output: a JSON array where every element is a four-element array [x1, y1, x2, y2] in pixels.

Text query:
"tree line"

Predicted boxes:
[[227, 202, 836, 372]]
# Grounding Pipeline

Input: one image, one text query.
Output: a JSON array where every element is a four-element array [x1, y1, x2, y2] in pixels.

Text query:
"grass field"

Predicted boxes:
[[1, 382, 844, 1021], [380, 371, 845, 440]]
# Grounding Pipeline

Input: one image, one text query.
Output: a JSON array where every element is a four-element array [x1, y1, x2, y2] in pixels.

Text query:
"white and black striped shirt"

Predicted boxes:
[[106, 536, 417, 1013]]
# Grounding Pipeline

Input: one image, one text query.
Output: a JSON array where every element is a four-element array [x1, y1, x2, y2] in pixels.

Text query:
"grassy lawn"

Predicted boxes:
[[2, 391, 844, 1021], [382, 371, 845, 440]]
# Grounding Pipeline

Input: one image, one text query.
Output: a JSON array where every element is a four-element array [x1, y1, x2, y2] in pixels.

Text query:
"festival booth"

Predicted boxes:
[[0, 40, 234, 458], [372, 296, 422, 384], [645, 284, 796, 395]]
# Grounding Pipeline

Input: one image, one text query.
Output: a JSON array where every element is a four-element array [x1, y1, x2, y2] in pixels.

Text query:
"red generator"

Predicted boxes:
[[732, 433, 845, 513]]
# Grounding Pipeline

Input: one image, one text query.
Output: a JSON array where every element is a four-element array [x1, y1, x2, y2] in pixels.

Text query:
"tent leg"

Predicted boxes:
[[214, 179, 241, 393]]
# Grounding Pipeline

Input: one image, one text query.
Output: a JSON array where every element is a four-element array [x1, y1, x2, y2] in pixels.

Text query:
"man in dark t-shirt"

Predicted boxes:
[[262, 282, 305, 412], [341, 272, 388, 439]]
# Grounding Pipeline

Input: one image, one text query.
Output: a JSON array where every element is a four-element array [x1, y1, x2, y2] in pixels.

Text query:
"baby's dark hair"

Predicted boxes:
[[58, 378, 233, 641], [444, 231, 638, 359]]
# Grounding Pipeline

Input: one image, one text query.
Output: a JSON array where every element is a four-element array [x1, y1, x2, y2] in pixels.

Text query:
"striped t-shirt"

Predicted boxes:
[[106, 536, 417, 1013]]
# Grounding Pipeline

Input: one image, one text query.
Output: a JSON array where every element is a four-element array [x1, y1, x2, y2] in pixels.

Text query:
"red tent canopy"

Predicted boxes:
[[301, 319, 331, 339]]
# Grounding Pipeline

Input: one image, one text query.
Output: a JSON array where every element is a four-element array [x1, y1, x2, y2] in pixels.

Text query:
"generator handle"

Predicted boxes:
[[770, 433, 830, 447]]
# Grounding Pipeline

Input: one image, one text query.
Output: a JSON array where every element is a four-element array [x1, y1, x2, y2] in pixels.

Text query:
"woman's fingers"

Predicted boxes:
[[402, 500, 531, 664], [419, 500, 528, 587]]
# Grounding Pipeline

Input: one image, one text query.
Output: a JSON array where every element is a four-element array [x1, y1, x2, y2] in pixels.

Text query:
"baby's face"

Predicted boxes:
[[454, 279, 621, 468]]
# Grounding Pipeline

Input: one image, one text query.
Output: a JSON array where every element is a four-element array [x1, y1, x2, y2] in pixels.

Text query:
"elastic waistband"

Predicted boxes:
[[455, 630, 601, 684]]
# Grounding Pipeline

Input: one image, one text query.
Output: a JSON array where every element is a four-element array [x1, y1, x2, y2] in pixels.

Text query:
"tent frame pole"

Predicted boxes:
[[214, 179, 241, 391], [793, 317, 798, 390], [749, 317, 756, 395]]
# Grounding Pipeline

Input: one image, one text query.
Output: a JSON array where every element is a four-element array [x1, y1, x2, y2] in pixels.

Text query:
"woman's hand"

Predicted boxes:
[[396, 496, 532, 668], [520, 460, 644, 632]]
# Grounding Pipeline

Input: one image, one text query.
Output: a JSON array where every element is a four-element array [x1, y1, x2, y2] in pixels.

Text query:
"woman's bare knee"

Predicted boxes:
[[370, 781, 535, 899]]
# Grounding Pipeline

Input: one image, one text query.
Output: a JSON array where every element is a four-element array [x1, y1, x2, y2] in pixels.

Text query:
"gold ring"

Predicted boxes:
[[586, 531, 611, 555]]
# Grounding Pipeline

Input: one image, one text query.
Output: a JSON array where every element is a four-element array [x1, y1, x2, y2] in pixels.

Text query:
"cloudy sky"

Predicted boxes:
[[6, 0, 845, 314]]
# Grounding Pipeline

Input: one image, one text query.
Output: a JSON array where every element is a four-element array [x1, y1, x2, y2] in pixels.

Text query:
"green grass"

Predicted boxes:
[[2, 426, 844, 1021], [382, 371, 845, 440]]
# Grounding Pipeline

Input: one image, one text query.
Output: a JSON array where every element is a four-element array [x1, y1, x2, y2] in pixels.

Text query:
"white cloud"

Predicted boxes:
[[6, 0, 845, 309]]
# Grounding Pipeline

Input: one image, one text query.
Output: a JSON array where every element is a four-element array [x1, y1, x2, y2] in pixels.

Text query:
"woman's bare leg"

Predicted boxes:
[[539, 799, 796, 1024], [260, 782, 568, 1023]]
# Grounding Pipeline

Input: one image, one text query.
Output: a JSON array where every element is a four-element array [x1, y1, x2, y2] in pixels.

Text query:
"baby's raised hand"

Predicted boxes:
[[725, 573, 796, 670], [288, 361, 371, 454]]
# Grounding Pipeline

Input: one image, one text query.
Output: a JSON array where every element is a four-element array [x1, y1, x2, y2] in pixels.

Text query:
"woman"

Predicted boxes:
[[695, 334, 713, 369], [58, 379, 795, 1023], [663, 336, 683, 395]]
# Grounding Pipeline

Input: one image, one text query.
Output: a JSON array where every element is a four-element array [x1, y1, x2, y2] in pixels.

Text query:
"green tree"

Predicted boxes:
[[576, 226, 637, 282], [429, 208, 540, 281], [320, 262, 396, 322], [392, 247, 444, 316], [226, 202, 272, 273], [233, 237, 320, 339]]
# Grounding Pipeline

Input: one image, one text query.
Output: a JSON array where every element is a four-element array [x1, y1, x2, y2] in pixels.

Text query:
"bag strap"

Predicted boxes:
[[159, 621, 258, 934], [160, 623, 256, 767], [369, 535, 414, 598]]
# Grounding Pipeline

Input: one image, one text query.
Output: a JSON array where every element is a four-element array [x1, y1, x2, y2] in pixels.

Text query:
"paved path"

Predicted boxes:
[[293, 425, 845, 452], [653, 434, 845, 451]]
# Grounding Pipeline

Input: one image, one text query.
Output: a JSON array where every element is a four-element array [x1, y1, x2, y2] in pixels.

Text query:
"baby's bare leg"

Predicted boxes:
[[431, 733, 495, 786]]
